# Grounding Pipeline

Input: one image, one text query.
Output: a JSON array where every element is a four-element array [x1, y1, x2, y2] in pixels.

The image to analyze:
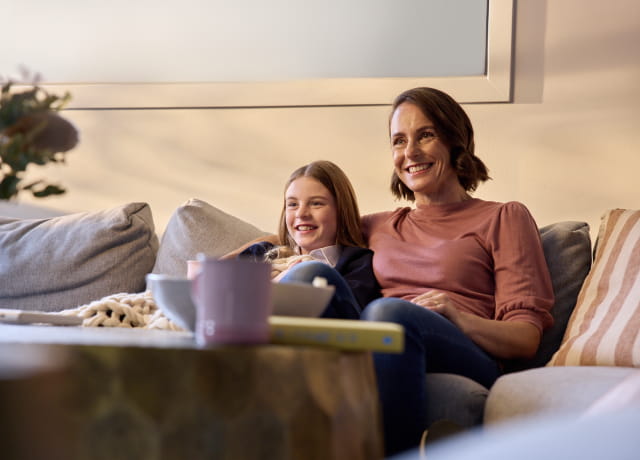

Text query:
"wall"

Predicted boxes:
[[9, 0, 640, 244]]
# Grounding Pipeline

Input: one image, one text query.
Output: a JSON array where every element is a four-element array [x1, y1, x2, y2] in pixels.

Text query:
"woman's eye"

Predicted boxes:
[[286, 202, 298, 208], [311, 201, 324, 207], [392, 137, 405, 147], [420, 131, 435, 140]]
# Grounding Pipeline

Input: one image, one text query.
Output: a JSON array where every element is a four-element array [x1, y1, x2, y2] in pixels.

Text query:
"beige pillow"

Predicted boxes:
[[151, 198, 268, 277], [548, 209, 640, 367]]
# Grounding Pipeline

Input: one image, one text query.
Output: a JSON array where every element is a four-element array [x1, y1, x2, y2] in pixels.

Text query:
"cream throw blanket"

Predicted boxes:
[[61, 291, 184, 331]]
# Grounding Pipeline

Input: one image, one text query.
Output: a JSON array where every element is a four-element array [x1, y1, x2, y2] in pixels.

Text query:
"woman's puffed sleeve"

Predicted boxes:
[[489, 202, 554, 333], [361, 211, 395, 245]]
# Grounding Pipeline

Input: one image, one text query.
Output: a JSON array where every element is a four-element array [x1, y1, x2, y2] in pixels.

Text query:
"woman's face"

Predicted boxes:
[[285, 176, 338, 254], [390, 102, 463, 205]]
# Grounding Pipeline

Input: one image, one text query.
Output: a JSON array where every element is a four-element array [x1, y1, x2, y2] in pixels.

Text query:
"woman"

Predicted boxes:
[[237, 160, 380, 319], [226, 88, 554, 454], [361, 87, 554, 454]]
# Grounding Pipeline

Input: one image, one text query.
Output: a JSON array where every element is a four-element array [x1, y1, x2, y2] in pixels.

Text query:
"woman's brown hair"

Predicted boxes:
[[278, 160, 366, 251], [389, 87, 490, 201]]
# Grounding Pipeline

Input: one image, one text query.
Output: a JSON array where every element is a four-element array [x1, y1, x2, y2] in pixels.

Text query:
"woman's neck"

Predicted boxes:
[[414, 187, 471, 207]]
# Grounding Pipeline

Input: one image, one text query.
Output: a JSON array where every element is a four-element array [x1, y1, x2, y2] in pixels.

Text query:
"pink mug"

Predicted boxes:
[[191, 255, 273, 346], [186, 259, 201, 279]]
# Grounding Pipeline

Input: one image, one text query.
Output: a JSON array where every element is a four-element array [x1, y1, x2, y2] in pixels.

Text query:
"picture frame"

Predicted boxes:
[[21, 0, 513, 108]]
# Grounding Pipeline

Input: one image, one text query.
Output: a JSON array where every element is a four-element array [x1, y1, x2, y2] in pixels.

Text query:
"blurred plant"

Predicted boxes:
[[0, 71, 78, 200]]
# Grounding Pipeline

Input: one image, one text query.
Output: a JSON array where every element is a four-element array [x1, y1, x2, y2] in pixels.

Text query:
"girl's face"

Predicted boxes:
[[285, 176, 338, 254], [390, 102, 464, 205]]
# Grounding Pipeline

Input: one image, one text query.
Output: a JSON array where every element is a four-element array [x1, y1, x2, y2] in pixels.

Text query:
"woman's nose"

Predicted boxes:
[[405, 138, 421, 159]]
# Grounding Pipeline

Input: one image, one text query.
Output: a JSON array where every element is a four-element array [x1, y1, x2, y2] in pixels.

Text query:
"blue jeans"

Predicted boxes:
[[361, 298, 502, 456], [280, 261, 362, 319]]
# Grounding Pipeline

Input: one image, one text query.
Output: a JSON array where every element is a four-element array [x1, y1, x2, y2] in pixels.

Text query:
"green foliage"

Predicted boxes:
[[0, 78, 76, 200]]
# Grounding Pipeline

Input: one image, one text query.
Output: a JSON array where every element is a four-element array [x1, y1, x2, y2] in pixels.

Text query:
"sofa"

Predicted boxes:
[[1, 198, 638, 445]]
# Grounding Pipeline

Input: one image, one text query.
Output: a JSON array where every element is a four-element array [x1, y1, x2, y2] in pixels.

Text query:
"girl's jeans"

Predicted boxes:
[[281, 261, 361, 319]]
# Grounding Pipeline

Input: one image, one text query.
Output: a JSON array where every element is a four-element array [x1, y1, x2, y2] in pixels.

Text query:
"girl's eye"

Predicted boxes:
[[392, 137, 405, 146], [286, 202, 298, 209], [311, 201, 325, 207]]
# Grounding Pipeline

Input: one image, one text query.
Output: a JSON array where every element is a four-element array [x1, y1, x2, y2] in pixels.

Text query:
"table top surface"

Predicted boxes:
[[0, 323, 196, 349]]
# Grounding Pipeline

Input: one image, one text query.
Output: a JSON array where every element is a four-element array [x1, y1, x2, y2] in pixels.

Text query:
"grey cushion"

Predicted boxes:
[[502, 221, 592, 372], [0, 202, 159, 312], [425, 373, 489, 428], [484, 366, 638, 425], [152, 198, 268, 277]]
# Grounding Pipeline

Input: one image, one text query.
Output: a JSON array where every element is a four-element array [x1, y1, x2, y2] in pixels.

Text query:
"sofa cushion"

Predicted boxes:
[[548, 209, 640, 367], [502, 221, 592, 372], [425, 373, 489, 428], [152, 198, 268, 277], [0, 202, 159, 312], [583, 370, 640, 416], [429, 403, 640, 460], [484, 366, 638, 425]]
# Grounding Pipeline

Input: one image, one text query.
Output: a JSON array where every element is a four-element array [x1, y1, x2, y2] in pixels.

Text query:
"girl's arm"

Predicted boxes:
[[220, 234, 280, 259]]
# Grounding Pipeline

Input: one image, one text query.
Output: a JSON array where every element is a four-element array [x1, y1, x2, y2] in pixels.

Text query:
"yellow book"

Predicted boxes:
[[268, 316, 404, 353]]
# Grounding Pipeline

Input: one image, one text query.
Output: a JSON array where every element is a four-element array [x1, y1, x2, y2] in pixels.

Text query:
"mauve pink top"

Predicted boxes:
[[362, 199, 554, 333]]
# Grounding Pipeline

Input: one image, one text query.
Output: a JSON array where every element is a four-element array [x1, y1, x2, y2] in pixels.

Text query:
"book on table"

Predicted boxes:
[[268, 315, 404, 353]]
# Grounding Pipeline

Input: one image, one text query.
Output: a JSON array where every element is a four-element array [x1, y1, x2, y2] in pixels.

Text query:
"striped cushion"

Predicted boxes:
[[548, 209, 640, 367]]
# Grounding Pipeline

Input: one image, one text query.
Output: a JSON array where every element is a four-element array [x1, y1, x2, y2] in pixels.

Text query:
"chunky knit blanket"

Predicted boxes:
[[269, 254, 314, 278], [61, 291, 184, 331]]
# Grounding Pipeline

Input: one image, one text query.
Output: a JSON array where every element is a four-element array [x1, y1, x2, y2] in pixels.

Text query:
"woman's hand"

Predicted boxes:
[[411, 290, 460, 323], [411, 289, 542, 360]]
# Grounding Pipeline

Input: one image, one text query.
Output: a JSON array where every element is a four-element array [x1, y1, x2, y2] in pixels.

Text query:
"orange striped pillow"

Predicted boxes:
[[548, 209, 640, 367]]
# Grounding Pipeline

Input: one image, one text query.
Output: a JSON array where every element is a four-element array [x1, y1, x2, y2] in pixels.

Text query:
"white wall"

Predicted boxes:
[[9, 0, 640, 243]]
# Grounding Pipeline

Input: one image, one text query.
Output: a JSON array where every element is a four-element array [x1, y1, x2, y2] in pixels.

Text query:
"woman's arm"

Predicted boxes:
[[454, 311, 541, 359], [446, 201, 550, 359], [412, 291, 541, 359], [219, 234, 280, 260]]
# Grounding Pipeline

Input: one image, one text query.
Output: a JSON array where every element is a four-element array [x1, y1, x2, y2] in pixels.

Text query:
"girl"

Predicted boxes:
[[239, 160, 380, 319]]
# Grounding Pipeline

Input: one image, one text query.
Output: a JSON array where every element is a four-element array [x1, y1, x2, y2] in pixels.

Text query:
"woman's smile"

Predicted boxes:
[[406, 162, 434, 175]]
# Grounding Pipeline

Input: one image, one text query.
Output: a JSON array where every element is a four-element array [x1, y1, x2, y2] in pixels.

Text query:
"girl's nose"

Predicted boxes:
[[296, 204, 310, 217]]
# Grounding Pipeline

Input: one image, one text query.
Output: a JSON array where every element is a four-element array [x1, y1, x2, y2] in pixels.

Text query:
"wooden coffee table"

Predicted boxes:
[[0, 324, 383, 460]]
